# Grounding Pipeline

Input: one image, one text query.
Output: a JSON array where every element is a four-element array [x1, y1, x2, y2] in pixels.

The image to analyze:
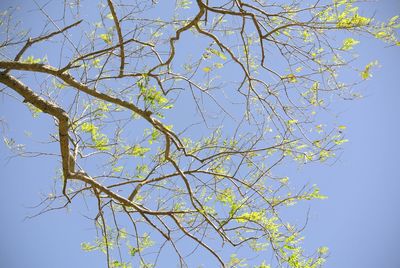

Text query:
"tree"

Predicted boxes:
[[0, 0, 398, 267]]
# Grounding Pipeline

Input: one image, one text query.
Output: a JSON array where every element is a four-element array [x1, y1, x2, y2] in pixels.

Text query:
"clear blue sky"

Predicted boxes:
[[0, 0, 399, 267]]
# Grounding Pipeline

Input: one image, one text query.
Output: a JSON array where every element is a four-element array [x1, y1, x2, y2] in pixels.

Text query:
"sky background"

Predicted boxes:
[[0, 0, 399, 267]]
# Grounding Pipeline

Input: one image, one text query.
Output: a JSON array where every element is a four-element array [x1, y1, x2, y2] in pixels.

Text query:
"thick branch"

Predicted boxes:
[[0, 73, 71, 200], [0, 61, 151, 118], [106, 0, 125, 76], [0, 61, 203, 163], [0, 72, 189, 216], [72, 172, 184, 216]]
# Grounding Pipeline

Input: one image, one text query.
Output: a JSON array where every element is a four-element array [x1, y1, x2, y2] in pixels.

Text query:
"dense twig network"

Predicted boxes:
[[0, 0, 398, 267]]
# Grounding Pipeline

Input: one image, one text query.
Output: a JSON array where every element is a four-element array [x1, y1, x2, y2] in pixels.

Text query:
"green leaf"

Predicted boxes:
[[389, 15, 399, 25], [319, 149, 332, 161], [307, 185, 328, 200], [111, 261, 131, 268], [22, 55, 46, 64], [374, 31, 388, 39], [81, 123, 109, 150], [236, 211, 265, 223], [227, 254, 247, 267], [81, 242, 97, 252], [177, 0, 192, 9], [301, 30, 312, 42], [256, 262, 271, 268], [129, 246, 140, 256], [318, 246, 329, 255], [26, 103, 42, 118], [139, 233, 154, 249], [112, 261, 122, 267], [149, 128, 160, 144], [92, 58, 101, 68], [214, 62, 224, 69], [99, 33, 112, 45], [129, 145, 150, 157], [336, 12, 371, 28], [341, 38, 360, 50], [361, 60, 378, 80], [81, 122, 97, 133], [333, 138, 349, 145], [216, 188, 235, 205], [139, 84, 169, 108], [283, 74, 297, 83], [93, 134, 110, 151], [202, 66, 211, 73], [112, 166, 123, 172], [207, 48, 227, 60]]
